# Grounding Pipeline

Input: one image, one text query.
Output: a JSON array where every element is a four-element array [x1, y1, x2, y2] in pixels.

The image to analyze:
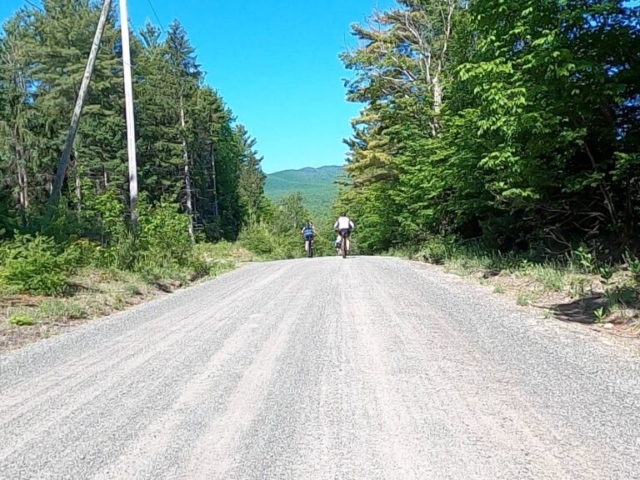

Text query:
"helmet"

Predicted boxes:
[[340, 212, 346, 217]]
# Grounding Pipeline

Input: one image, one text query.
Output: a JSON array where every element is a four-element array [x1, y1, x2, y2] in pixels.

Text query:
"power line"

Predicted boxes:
[[145, 0, 165, 31], [23, 0, 43, 12]]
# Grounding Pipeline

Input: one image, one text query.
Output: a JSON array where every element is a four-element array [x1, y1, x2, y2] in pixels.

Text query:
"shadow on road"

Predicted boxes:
[[549, 295, 608, 324]]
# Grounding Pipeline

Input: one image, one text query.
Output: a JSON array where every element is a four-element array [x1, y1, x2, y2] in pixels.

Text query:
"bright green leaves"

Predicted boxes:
[[340, 0, 640, 253]]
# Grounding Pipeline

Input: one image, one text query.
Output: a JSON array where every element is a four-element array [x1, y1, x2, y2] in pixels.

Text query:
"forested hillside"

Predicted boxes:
[[339, 0, 640, 259], [265, 166, 342, 216]]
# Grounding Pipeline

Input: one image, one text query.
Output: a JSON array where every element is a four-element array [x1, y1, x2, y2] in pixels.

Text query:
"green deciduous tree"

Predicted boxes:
[[340, 0, 640, 257]]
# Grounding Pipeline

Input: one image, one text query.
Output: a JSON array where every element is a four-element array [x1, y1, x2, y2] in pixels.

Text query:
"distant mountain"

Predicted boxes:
[[264, 165, 344, 216]]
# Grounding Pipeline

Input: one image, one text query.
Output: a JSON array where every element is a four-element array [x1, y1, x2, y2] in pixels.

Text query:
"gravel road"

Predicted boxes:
[[1, 256, 639, 479]]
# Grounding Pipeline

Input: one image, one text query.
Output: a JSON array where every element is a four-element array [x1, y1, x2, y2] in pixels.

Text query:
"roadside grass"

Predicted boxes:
[[0, 241, 256, 352], [395, 240, 640, 335], [195, 241, 260, 264]]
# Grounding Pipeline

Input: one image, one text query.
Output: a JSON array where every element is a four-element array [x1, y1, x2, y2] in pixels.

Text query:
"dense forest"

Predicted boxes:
[[0, 0, 279, 295], [339, 0, 640, 260], [0, 0, 267, 241]]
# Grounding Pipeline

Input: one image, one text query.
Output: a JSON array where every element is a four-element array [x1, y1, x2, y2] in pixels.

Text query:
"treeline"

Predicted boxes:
[[339, 0, 640, 259], [241, 192, 340, 259], [0, 0, 269, 294]]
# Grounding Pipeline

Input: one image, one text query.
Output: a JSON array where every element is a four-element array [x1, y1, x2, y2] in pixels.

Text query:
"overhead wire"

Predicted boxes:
[[23, 0, 43, 12], [144, 0, 165, 32]]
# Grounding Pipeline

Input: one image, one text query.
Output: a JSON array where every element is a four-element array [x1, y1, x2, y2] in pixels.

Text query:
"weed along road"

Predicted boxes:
[[1, 256, 639, 479]]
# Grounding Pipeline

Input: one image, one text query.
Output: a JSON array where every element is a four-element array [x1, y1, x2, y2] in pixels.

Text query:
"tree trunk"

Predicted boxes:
[[73, 151, 82, 212], [48, 0, 112, 210], [5, 35, 30, 225], [431, 76, 443, 135], [17, 159, 28, 225], [14, 139, 29, 224], [433, 77, 442, 115], [210, 141, 219, 218], [180, 97, 195, 242]]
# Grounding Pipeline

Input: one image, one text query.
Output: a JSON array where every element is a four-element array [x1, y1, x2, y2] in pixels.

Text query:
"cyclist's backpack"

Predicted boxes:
[[303, 226, 313, 236]]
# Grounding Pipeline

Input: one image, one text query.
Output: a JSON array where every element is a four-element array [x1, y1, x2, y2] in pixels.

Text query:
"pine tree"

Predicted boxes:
[[0, 2, 266, 246]]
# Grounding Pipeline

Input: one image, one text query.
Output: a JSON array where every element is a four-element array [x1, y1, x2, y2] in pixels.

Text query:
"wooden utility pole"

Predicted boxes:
[[119, 0, 139, 224], [210, 140, 219, 218], [48, 0, 112, 209]]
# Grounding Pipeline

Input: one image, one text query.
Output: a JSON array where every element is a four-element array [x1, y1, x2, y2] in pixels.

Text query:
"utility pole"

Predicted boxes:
[[119, 0, 139, 225], [48, 0, 112, 209], [211, 143, 219, 217]]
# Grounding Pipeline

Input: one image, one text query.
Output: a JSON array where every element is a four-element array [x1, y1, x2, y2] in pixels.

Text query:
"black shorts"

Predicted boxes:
[[304, 234, 313, 241], [338, 229, 350, 238]]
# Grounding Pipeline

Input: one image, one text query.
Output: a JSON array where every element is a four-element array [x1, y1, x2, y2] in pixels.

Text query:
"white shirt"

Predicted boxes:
[[334, 216, 354, 230]]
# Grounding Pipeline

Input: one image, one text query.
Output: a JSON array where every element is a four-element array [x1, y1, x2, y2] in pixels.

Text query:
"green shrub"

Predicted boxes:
[[606, 286, 637, 307], [137, 198, 193, 268], [90, 196, 194, 275], [572, 246, 596, 274], [187, 257, 212, 281], [623, 253, 640, 284], [0, 234, 80, 296], [91, 189, 126, 244], [8, 310, 37, 326], [98, 229, 139, 271], [239, 223, 280, 257], [30, 204, 86, 244], [419, 236, 456, 265]]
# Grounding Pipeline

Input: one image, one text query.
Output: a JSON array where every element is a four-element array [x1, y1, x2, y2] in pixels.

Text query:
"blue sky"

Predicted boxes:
[[0, 0, 396, 173]]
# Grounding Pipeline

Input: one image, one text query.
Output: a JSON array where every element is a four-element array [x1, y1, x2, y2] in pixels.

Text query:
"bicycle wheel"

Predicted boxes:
[[341, 234, 347, 259]]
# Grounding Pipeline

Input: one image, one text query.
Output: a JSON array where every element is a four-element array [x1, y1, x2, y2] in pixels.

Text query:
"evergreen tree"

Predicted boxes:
[[0, 2, 266, 245]]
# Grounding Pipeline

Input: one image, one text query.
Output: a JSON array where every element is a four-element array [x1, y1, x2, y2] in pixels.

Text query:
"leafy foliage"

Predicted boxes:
[[0, 234, 80, 296], [340, 0, 640, 260]]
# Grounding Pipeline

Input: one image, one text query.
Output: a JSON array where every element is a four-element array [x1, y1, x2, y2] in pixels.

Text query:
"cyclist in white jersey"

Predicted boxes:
[[333, 213, 355, 253]]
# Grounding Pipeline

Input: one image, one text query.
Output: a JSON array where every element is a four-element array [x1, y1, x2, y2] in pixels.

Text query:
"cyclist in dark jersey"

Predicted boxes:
[[301, 221, 316, 254]]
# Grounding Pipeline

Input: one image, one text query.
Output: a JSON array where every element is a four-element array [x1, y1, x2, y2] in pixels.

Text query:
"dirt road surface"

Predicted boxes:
[[1, 256, 639, 479]]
